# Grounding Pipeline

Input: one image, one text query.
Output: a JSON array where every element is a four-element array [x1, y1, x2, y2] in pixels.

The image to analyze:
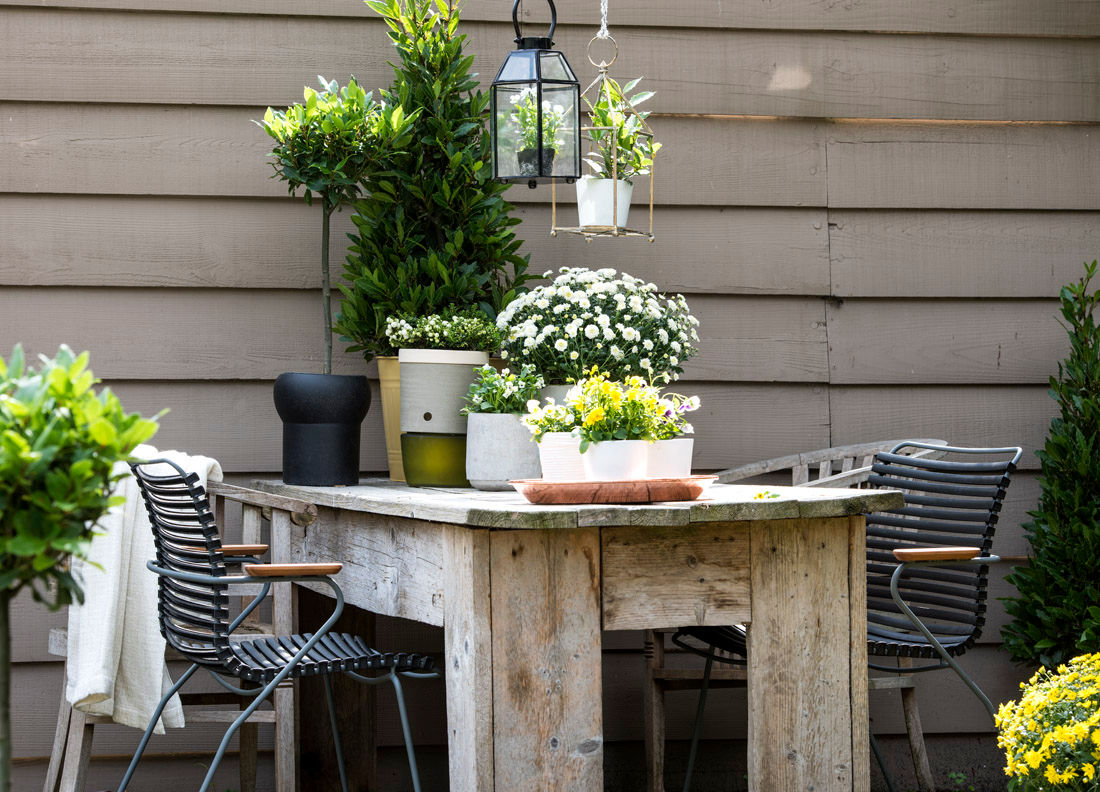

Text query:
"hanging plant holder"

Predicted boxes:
[[551, 33, 657, 242]]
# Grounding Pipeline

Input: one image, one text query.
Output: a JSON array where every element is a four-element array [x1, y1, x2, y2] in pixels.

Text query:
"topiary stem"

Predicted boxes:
[[322, 206, 333, 376], [0, 589, 11, 792]]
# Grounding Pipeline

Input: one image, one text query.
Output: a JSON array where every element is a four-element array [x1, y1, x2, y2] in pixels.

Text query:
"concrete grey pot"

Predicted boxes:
[[398, 348, 489, 435], [465, 412, 541, 490]]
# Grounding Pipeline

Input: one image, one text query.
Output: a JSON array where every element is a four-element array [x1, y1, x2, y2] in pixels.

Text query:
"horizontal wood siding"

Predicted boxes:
[[3, 0, 1089, 781]]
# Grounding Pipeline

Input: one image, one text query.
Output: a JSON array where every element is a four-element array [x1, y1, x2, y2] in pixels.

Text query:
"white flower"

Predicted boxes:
[[622, 327, 640, 342], [610, 345, 624, 359], [671, 340, 682, 353], [640, 357, 651, 370], [536, 298, 550, 310], [596, 313, 611, 327], [602, 326, 615, 340], [526, 399, 541, 412], [658, 328, 669, 344], [569, 350, 579, 360], [629, 295, 644, 311], [584, 324, 599, 339], [500, 350, 509, 358], [565, 323, 579, 338], [643, 339, 654, 351], [669, 356, 679, 366], [524, 336, 536, 348], [554, 338, 568, 352]]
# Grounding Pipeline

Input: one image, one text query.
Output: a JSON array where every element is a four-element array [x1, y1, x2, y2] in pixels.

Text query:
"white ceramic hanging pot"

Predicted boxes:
[[647, 437, 694, 478], [582, 439, 649, 481], [576, 175, 634, 229]]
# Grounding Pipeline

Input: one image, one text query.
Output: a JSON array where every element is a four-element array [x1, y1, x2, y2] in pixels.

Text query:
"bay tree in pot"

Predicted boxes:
[[0, 345, 159, 792], [257, 77, 417, 485]]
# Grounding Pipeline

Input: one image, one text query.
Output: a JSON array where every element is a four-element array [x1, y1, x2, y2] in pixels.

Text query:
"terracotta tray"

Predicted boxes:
[[510, 475, 718, 505]]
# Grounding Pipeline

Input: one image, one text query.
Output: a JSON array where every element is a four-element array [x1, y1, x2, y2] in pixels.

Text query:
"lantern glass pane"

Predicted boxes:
[[541, 84, 579, 178], [539, 51, 575, 82], [496, 50, 538, 82], [493, 82, 538, 180]]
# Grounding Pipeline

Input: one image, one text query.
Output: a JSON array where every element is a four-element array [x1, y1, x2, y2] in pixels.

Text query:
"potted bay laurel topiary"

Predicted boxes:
[[257, 76, 417, 485], [462, 363, 543, 490], [0, 345, 159, 792], [577, 76, 660, 230], [385, 310, 501, 486], [335, 0, 532, 481]]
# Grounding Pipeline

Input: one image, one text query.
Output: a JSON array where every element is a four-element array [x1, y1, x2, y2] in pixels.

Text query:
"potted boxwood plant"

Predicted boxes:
[[577, 76, 661, 230], [335, 0, 532, 481], [461, 363, 544, 489], [0, 345, 159, 792], [257, 76, 417, 485], [384, 309, 502, 486]]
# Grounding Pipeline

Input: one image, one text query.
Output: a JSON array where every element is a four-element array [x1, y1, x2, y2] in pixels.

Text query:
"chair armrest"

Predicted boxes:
[[893, 546, 982, 562], [180, 544, 270, 557], [243, 562, 343, 578]]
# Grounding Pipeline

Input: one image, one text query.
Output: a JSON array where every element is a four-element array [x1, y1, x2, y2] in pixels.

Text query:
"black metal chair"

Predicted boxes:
[[667, 442, 1022, 792], [117, 459, 438, 792]]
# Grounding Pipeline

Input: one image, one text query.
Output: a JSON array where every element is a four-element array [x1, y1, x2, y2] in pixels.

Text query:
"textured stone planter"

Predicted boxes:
[[398, 348, 489, 435], [466, 413, 541, 490], [647, 437, 694, 478], [577, 175, 634, 229], [582, 439, 649, 481], [537, 432, 585, 482]]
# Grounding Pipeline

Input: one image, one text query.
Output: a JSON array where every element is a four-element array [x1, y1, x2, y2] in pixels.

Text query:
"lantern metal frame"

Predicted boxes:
[[489, 0, 581, 190], [551, 34, 656, 242]]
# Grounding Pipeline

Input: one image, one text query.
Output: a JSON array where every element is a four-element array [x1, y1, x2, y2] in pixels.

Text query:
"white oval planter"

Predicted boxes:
[[537, 432, 585, 482], [576, 176, 634, 229], [466, 413, 541, 490], [582, 439, 649, 481], [399, 348, 489, 435], [647, 437, 694, 478]]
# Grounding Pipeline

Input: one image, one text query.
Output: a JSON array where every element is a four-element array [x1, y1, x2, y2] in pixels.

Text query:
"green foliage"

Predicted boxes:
[[1001, 260, 1100, 669], [335, 0, 531, 361], [0, 345, 159, 608], [462, 364, 544, 415], [583, 76, 661, 184], [384, 308, 501, 352]]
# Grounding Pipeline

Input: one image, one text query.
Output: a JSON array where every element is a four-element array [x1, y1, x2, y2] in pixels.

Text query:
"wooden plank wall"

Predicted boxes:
[[2, 0, 1097, 786]]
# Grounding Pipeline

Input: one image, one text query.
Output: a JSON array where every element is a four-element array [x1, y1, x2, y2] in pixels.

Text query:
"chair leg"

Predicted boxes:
[[898, 659, 935, 792], [682, 652, 714, 792], [323, 675, 350, 792], [390, 671, 423, 792], [238, 698, 258, 792], [43, 690, 73, 792], [118, 663, 200, 792], [642, 630, 667, 792], [57, 707, 93, 792], [868, 729, 898, 792]]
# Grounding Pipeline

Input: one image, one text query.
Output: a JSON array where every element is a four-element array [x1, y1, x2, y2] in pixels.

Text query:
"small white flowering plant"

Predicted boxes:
[[496, 267, 699, 385], [996, 652, 1100, 791], [385, 308, 501, 352], [520, 398, 578, 443], [652, 392, 700, 440], [461, 364, 544, 415], [510, 87, 571, 151]]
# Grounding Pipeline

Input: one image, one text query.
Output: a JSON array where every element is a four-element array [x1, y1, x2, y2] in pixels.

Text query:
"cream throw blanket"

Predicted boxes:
[[65, 445, 223, 733]]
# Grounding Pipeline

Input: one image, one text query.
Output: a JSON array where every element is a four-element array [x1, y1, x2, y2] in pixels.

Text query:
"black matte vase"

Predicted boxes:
[[273, 372, 370, 485]]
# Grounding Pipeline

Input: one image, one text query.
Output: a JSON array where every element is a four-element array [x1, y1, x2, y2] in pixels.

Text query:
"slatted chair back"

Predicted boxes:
[[865, 443, 1022, 659], [130, 460, 233, 669]]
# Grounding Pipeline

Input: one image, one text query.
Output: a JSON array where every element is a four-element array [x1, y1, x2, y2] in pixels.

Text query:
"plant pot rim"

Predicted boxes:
[[398, 348, 491, 365]]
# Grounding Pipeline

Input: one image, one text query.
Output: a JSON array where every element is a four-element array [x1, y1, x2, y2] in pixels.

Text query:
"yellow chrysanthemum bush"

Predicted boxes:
[[996, 652, 1100, 791]]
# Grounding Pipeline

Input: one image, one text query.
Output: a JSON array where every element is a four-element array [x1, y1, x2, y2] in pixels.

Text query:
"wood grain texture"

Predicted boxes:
[[3, 0, 1097, 37], [287, 508, 445, 627], [828, 385, 1053, 470], [747, 517, 859, 791], [442, 525, 494, 792], [0, 106, 826, 206], [829, 210, 1100, 298], [489, 527, 603, 791], [0, 196, 831, 296], [825, 298, 1066, 384], [826, 122, 1100, 210], [848, 515, 870, 792], [601, 522, 751, 631], [6, 10, 1099, 120]]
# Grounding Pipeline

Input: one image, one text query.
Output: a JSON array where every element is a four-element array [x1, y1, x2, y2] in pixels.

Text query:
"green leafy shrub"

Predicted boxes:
[[257, 77, 417, 373], [584, 76, 661, 184], [335, 0, 531, 361], [1001, 260, 1100, 669], [0, 345, 159, 790], [462, 364, 544, 415]]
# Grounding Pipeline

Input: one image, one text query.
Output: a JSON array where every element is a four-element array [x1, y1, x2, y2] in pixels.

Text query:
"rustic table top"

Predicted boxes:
[[254, 478, 905, 530]]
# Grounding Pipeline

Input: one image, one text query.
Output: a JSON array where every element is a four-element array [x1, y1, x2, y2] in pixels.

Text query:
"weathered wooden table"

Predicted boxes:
[[254, 478, 903, 792]]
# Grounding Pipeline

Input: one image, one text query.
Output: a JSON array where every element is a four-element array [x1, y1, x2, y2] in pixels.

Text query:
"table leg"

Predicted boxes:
[[443, 525, 495, 792], [489, 528, 603, 792], [747, 517, 860, 792]]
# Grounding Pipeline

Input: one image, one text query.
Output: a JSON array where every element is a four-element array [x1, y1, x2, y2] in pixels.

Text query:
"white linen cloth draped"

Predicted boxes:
[[65, 445, 223, 732]]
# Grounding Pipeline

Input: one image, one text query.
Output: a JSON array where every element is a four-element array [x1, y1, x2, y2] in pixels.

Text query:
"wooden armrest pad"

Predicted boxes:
[[243, 562, 342, 578], [221, 544, 269, 556], [894, 547, 980, 562]]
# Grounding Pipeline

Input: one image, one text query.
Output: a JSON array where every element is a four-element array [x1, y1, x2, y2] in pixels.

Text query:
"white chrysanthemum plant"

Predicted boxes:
[[495, 267, 699, 386]]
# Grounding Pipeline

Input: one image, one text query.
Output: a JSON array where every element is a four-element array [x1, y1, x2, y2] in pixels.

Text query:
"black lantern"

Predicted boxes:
[[490, 0, 581, 189]]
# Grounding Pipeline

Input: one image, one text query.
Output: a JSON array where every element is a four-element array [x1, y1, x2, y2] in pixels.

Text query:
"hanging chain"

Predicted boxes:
[[597, 0, 610, 38]]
